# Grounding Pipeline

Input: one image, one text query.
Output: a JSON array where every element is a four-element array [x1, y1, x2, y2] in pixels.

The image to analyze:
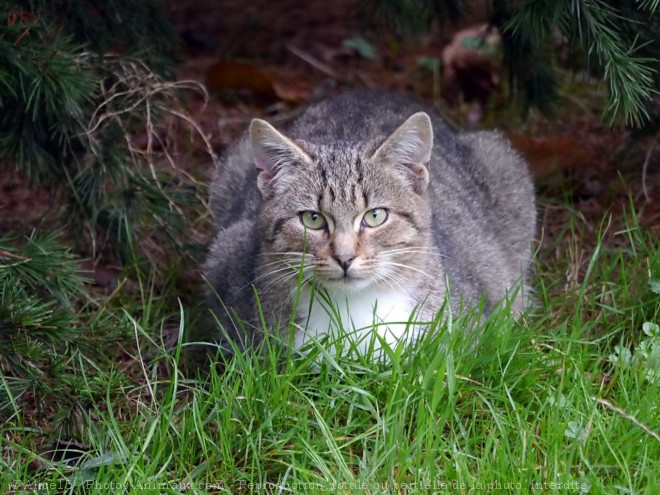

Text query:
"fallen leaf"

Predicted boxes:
[[205, 61, 310, 102], [206, 61, 275, 97], [510, 134, 597, 177]]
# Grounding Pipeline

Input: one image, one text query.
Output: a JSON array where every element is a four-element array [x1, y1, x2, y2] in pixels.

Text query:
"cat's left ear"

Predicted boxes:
[[250, 119, 312, 196], [371, 112, 433, 194]]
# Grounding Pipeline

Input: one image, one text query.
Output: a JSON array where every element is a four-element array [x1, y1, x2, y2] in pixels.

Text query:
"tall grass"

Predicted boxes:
[[2, 193, 659, 494]]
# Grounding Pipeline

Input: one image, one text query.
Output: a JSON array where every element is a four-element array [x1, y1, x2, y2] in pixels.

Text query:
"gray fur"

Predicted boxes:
[[205, 91, 536, 348]]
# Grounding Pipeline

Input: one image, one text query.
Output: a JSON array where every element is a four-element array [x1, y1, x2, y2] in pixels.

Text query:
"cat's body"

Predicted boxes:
[[205, 91, 535, 352]]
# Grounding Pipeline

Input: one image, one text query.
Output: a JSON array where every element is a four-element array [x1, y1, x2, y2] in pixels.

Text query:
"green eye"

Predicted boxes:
[[300, 211, 327, 230], [362, 208, 388, 227]]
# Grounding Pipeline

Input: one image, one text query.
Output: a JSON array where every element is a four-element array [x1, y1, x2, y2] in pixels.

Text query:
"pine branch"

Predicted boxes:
[[0, 1, 205, 436], [568, 0, 655, 126], [0, 234, 85, 402], [12, 0, 177, 55], [504, 0, 658, 126], [0, 13, 95, 180], [638, 0, 659, 12], [0, 233, 88, 308], [1, 3, 209, 264], [0, 233, 120, 435]]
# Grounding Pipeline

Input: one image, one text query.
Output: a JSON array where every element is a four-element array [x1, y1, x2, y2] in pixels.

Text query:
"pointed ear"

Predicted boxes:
[[249, 119, 311, 195], [371, 112, 433, 194]]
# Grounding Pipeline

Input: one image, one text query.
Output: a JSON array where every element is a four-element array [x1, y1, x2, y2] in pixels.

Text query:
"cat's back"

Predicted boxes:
[[286, 90, 456, 145]]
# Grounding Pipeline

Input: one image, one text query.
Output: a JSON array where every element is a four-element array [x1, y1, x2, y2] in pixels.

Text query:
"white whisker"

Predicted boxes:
[[379, 260, 432, 279], [261, 265, 314, 293], [371, 272, 398, 292], [239, 265, 296, 292], [378, 269, 409, 290]]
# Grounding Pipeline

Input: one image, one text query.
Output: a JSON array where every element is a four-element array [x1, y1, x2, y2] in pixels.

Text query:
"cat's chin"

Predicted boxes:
[[315, 277, 374, 293]]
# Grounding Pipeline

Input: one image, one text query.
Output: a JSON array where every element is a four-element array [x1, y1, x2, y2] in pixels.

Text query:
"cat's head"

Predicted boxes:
[[251, 112, 434, 293]]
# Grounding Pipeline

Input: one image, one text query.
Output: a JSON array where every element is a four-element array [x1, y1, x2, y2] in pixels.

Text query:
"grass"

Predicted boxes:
[[2, 191, 659, 495]]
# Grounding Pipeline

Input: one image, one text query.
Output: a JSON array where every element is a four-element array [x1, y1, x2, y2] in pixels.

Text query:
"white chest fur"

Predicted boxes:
[[293, 286, 421, 355]]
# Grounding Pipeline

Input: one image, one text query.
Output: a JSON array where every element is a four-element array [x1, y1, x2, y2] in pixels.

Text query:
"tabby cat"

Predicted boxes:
[[205, 91, 536, 353]]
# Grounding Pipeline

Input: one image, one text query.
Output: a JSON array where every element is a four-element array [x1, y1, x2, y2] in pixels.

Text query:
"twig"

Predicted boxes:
[[456, 374, 484, 386], [641, 132, 658, 203], [286, 44, 344, 81], [167, 108, 219, 168], [0, 250, 29, 261], [131, 314, 156, 408], [591, 396, 660, 443]]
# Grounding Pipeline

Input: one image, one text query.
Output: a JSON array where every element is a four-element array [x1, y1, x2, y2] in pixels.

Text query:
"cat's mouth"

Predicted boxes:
[[316, 274, 373, 292], [308, 256, 376, 292]]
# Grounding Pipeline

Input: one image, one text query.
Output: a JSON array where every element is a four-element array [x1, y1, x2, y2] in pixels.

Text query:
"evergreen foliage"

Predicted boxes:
[[0, 1, 207, 261], [0, 0, 175, 183], [21, 0, 176, 54], [0, 233, 116, 435], [0, 8, 95, 183], [0, 1, 208, 424], [361, 0, 660, 126]]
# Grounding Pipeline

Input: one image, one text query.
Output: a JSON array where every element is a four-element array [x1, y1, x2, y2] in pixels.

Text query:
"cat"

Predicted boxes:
[[204, 91, 536, 354]]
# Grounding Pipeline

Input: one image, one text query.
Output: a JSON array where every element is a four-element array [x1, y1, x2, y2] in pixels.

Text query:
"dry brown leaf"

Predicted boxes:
[[205, 61, 310, 102], [510, 134, 598, 177]]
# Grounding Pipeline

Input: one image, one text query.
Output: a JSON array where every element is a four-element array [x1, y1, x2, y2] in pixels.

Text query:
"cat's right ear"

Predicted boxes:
[[250, 119, 312, 196], [371, 112, 433, 194]]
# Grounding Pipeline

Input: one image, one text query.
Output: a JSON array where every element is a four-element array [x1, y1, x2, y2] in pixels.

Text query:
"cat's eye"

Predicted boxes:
[[362, 208, 389, 228], [300, 211, 327, 230]]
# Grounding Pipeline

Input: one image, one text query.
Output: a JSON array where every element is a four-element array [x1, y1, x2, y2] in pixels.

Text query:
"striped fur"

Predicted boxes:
[[205, 91, 536, 351]]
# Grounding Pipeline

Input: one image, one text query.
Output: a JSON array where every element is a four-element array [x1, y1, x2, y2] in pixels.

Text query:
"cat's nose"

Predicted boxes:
[[334, 255, 355, 274]]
